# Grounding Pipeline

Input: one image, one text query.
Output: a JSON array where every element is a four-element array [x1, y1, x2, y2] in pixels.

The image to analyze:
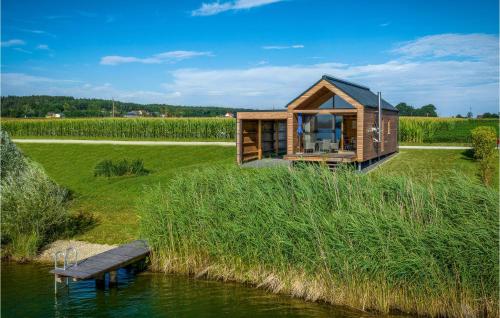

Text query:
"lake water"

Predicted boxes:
[[2, 262, 399, 318]]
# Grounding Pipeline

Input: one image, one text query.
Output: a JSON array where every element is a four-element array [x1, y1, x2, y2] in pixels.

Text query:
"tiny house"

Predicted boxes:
[[236, 75, 399, 168]]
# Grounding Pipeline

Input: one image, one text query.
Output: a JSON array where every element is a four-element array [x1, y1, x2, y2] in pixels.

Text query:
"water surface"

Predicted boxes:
[[2, 262, 399, 318]]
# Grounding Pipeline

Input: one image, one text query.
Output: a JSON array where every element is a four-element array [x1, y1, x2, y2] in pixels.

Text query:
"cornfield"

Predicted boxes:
[[2, 117, 498, 143], [2, 117, 236, 141], [399, 117, 498, 143]]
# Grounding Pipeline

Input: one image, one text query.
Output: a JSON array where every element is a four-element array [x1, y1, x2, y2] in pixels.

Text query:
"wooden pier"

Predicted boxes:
[[50, 240, 149, 290]]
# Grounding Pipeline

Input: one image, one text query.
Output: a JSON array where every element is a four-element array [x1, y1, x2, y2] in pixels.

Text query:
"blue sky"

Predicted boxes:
[[1, 0, 498, 116]]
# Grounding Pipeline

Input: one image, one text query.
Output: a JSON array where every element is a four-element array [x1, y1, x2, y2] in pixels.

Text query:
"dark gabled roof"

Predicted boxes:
[[286, 74, 397, 112]]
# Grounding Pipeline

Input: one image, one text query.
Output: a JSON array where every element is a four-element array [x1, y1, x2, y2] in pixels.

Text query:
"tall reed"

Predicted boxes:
[[139, 165, 498, 317], [1, 131, 71, 260]]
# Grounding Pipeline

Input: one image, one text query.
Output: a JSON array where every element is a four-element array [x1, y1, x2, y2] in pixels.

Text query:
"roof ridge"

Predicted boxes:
[[322, 74, 370, 90]]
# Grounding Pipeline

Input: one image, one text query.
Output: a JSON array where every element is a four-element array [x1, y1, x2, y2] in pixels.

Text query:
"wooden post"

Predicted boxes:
[[257, 120, 262, 160], [274, 121, 279, 156], [95, 274, 105, 289], [109, 270, 118, 287], [340, 118, 344, 151]]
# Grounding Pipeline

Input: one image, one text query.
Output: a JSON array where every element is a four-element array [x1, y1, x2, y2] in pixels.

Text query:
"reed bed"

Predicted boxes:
[[2, 117, 235, 141], [139, 165, 498, 317]]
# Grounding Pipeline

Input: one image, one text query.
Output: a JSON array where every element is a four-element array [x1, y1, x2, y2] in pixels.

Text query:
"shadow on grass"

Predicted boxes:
[[461, 149, 474, 161], [64, 212, 99, 238]]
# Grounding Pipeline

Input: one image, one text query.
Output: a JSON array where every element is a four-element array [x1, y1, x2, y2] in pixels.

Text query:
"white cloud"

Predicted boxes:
[[192, 0, 284, 16], [154, 50, 213, 60], [379, 22, 391, 27], [14, 48, 32, 54], [1, 39, 25, 47], [100, 56, 161, 65], [1, 73, 80, 85], [36, 44, 50, 50], [3, 34, 498, 116], [262, 44, 304, 50], [1, 73, 174, 104], [19, 29, 56, 37], [100, 50, 213, 65], [392, 33, 498, 60], [159, 34, 498, 115]]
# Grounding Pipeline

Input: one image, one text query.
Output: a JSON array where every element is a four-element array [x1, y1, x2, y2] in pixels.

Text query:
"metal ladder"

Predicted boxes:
[[53, 246, 78, 294]]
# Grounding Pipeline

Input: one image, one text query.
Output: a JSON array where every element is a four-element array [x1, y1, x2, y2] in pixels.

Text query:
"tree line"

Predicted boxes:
[[395, 102, 498, 118], [0, 96, 252, 118]]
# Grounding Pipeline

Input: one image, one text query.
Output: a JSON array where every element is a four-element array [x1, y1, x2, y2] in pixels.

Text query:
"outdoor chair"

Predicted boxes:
[[304, 137, 316, 153], [331, 142, 339, 152], [320, 140, 331, 153]]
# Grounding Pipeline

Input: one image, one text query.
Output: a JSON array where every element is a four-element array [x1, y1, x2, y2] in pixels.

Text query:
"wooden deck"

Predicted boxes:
[[50, 240, 149, 280], [285, 151, 356, 163]]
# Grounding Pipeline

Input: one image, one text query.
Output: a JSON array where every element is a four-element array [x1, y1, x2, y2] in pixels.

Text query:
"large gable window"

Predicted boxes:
[[318, 95, 354, 109]]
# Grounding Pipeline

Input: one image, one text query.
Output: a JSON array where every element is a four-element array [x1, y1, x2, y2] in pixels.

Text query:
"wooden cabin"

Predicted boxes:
[[236, 75, 399, 168]]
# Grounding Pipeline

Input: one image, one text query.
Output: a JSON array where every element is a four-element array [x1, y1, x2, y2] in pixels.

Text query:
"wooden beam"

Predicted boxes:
[[296, 87, 332, 110], [237, 112, 288, 120], [274, 121, 279, 156], [340, 118, 344, 150], [291, 109, 357, 114], [257, 120, 262, 160], [288, 79, 364, 111]]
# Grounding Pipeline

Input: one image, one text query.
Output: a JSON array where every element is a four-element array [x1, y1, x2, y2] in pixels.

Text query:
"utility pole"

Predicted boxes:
[[112, 99, 115, 117]]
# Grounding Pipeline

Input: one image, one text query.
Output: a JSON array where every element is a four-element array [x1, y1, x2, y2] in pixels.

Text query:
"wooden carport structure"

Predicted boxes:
[[236, 111, 288, 163]]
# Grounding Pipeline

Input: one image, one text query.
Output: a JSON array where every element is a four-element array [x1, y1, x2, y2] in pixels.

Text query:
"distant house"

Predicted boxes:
[[46, 112, 63, 118], [236, 75, 399, 170], [124, 110, 149, 118], [224, 112, 235, 118]]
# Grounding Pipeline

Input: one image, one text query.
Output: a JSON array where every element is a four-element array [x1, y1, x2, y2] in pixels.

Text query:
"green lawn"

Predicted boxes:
[[377, 149, 499, 188], [17, 144, 498, 244], [18, 144, 236, 244]]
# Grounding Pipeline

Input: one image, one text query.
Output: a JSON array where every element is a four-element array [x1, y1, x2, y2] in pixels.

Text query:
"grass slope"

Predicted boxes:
[[18, 145, 497, 246], [377, 149, 499, 188], [18, 144, 235, 244]]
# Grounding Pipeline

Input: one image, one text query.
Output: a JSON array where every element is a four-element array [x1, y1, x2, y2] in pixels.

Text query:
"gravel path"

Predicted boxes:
[[13, 139, 234, 146], [14, 139, 473, 150], [37, 240, 117, 263], [398, 145, 472, 150]]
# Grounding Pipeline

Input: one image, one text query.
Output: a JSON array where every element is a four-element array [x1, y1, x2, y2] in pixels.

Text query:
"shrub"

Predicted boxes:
[[1, 131, 71, 260], [471, 126, 497, 185], [94, 159, 149, 177], [139, 165, 498, 317]]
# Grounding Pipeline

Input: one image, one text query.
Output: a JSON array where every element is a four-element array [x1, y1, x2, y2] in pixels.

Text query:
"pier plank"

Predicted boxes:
[[50, 240, 149, 280]]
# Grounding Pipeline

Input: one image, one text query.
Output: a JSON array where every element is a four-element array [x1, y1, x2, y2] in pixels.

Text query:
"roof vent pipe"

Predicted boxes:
[[378, 92, 382, 144]]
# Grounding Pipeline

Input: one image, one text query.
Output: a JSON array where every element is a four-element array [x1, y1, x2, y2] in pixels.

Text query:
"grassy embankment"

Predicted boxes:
[[18, 144, 499, 245], [4, 117, 498, 144], [16, 143, 499, 316], [18, 144, 235, 244], [139, 165, 498, 317]]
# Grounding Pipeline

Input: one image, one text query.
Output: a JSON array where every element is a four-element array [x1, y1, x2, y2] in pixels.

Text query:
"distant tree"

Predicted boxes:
[[467, 111, 473, 118], [479, 112, 499, 119], [395, 103, 415, 116], [415, 104, 438, 117], [456, 114, 464, 118], [396, 102, 437, 117], [0, 96, 253, 118]]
